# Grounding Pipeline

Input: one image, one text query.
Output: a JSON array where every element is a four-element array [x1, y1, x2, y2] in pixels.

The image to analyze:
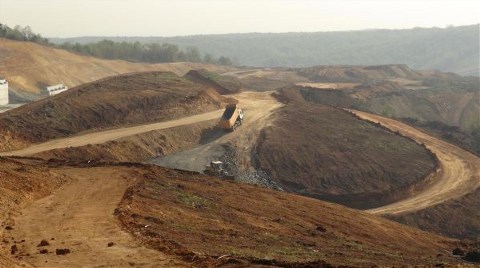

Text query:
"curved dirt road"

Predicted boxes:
[[9, 167, 188, 267], [350, 110, 480, 215]]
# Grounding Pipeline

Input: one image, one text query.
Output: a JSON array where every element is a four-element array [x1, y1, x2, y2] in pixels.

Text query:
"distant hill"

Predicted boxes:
[[0, 38, 234, 102], [51, 25, 480, 75]]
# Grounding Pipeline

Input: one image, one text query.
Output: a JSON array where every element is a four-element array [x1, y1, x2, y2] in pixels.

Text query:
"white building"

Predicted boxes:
[[0, 78, 8, 105], [46, 84, 68, 96]]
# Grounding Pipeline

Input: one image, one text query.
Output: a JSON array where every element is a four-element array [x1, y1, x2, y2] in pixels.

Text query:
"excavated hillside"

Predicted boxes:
[[0, 38, 235, 101], [230, 65, 479, 132], [0, 71, 235, 151], [254, 89, 437, 209], [115, 163, 465, 267], [0, 159, 472, 267], [297, 76, 479, 132]]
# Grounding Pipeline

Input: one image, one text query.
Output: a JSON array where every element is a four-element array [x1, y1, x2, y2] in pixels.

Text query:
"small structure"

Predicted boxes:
[[0, 77, 8, 105], [46, 84, 68, 96]]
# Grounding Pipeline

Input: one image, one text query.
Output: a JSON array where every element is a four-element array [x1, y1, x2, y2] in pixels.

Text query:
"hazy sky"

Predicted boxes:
[[0, 0, 479, 37]]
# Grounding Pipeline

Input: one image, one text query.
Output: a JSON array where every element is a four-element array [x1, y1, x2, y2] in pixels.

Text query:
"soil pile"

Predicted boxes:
[[254, 89, 437, 209]]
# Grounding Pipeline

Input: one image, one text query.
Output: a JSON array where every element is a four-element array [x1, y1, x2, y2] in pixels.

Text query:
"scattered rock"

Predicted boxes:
[[51, 238, 55, 241], [5, 226, 13, 230], [452, 247, 465, 256], [107, 242, 115, 247], [39, 249, 48, 254], [56, 248, 71, 255], [10, 244, 18, 255], [37, 239, 50, 247]]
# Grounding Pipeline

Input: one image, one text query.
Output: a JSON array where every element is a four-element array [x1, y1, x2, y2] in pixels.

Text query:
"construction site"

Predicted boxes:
[[0, 17, 479, 267]]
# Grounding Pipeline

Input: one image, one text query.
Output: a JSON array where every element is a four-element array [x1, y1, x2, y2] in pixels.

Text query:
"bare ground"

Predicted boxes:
[[0, 110, 222, 157], [7, 166, 188, 267], [149, 91, 283, 181], [350, 110, 480, 215]]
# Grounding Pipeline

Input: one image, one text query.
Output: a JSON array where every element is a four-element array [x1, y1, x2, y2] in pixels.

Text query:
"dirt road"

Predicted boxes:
[[350, 110, 480, 215], [8, 167, 188, 267], [2, 91, 282, 267], [0, 91, 281, 159], [151, 91, 283, 179], [0, 110, 223, 157]]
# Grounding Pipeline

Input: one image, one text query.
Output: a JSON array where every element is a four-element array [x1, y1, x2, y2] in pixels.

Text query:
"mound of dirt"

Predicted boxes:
[[116, 164, 461, 267], [185, 69, 242, 94], [0, 72, 230, 151], [0, 38, 235, 98], [253, 89, 437, 209]]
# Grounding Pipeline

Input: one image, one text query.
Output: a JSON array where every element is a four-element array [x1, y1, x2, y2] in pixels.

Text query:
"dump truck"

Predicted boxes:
[[217, 103, 244, 131], [204, 160, 234, 180]]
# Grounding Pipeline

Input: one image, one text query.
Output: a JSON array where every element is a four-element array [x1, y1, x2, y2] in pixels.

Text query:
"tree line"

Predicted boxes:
[[59, 25, 477, 75], [0, 23, 233, 65], [0, 23, 50, 45], [58, 40, 232, 65]]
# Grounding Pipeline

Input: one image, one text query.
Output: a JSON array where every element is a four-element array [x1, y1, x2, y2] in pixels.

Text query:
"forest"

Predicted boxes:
[[0, 23, 232, 65], [52, 25, 479, 75]]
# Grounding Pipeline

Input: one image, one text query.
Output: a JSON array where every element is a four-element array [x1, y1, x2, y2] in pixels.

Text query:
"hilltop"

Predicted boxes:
[[254, 88, 437, 209], [0, 38, 234, 102]]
